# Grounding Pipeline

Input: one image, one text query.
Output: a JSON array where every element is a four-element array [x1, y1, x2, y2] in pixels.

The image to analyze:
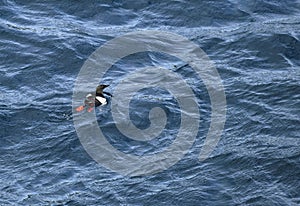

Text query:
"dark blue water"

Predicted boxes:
[[1, 0, 300, 205]]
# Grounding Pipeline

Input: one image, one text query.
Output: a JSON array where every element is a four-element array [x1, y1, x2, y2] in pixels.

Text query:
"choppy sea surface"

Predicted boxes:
[[1, 0, 300, 205]]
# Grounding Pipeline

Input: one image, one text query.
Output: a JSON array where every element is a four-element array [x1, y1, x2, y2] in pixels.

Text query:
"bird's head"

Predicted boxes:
[[97, 84, 109, 90]]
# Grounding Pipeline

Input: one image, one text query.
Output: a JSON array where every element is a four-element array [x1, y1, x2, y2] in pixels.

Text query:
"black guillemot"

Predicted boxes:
[[76, 84, 112, 112]]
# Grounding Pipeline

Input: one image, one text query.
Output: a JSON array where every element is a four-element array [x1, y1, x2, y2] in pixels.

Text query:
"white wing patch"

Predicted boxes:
[[96, 96, 107, 105]]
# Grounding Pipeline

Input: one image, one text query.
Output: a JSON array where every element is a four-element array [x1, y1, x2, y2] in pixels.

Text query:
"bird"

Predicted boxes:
[[76, 84, 113, 112]]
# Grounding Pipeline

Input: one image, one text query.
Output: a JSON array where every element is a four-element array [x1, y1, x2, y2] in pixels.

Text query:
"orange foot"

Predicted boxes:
[[87, 107, 94, 112], [76, 105, 85, 112]]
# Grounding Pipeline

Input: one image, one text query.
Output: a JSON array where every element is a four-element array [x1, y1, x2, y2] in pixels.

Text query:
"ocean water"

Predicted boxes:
[[1, 0, 300, 205]]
